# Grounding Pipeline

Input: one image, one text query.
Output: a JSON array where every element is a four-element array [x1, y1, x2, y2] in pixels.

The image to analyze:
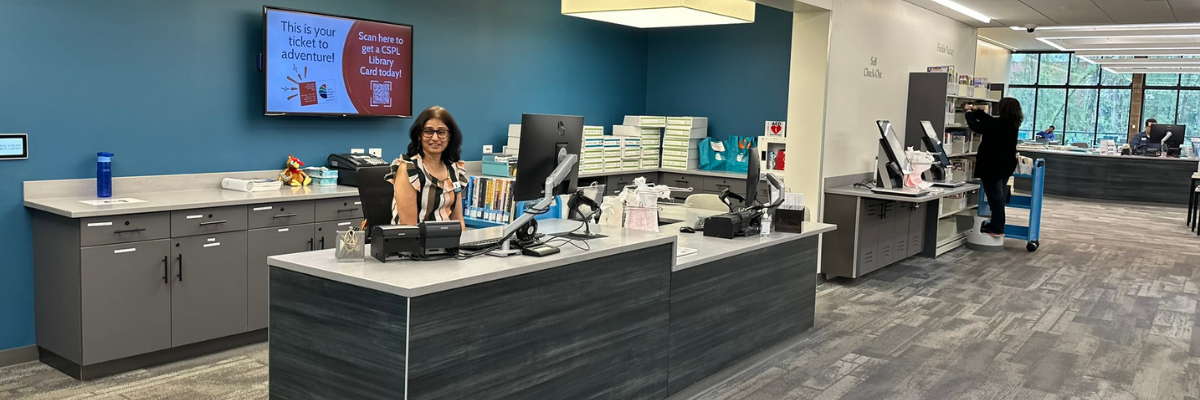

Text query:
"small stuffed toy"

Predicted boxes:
[[279, 155, 312, 186]]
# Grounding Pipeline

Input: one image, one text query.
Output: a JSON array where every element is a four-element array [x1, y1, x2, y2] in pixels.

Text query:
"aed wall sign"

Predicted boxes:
[[864, 57, 882, 79]]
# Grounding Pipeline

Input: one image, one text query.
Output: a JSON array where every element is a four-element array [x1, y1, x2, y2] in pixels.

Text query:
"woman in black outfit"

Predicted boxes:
[[964, 98, 1023, 237]]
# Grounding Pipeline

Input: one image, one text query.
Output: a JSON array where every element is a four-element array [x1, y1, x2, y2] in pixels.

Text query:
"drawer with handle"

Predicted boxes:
[[702, 176, 746, 195], [170, 206, 248, 237], [315, 198, 364, 222], [80, 212, 171, 247], [247, 201, 315, 229]]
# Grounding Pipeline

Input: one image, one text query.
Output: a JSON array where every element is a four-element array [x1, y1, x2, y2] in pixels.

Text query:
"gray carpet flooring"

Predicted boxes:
[[2, 196, 1197, 399]]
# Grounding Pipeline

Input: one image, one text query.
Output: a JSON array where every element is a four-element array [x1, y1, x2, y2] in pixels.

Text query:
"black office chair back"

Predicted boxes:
[[355, 166, 395, 234]]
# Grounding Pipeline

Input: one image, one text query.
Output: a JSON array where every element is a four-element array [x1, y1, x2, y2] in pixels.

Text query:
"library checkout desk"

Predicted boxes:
[[22, 169, 833, 396], [267, 217, 834, 399], [1014, 148, 1200, 205], [823, 183, 980, 279]]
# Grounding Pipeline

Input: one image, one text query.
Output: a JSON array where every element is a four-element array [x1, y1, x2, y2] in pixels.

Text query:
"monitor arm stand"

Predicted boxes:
[[488, 149, 579, 257], [718, 189, 747, 212]]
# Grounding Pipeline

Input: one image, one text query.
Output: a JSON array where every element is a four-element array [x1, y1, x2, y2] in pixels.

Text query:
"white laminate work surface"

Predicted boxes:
[[824, 184, 979, 203], [269, 219, 677, 298], [269, 215, 836, 296], [1193, 172, 1200, 180], [670, 221, 835, 272], [1018, 148, 1200, 163], [24, 185, 360, 218]]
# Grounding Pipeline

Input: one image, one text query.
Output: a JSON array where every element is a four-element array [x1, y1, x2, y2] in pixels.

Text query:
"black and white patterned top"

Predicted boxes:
[[384, 154, 468, 224]]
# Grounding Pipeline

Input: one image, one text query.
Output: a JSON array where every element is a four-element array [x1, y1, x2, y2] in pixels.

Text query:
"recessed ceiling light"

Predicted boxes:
[[930, 0, 991, 23], [562, 0, 755, 28]]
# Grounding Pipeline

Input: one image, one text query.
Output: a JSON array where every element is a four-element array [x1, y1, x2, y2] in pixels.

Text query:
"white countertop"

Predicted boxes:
[[269, 216, 836, 297], [825, 183, 979, 202], [24, 185, 360, 218]]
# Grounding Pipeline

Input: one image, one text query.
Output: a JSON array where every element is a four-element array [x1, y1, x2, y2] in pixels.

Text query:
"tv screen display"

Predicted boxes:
[[263, 7, 413, 117]]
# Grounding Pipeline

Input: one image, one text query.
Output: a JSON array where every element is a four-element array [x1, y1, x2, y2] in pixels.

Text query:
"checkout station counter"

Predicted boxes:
[[22, 114, 834, 398], [1014, 146, 1199, 205]]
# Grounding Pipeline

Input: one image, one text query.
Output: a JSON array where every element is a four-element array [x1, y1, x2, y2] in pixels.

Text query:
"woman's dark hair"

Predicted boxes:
[[997, 97, 1025, 129], [407, 105, 463, 163]]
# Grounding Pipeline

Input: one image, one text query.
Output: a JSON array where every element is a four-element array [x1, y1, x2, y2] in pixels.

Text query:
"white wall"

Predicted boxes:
[[974, 40, 1012, 84], [821, 0, 978, 179], [785, 10, 832, 216]]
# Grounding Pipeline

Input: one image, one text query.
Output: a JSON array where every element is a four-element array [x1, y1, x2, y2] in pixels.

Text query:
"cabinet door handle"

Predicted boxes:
[[274, 213, 298, 219], [113, 228, 146, 234], [309, 238, 314, 251], [336, 207, 360, 213], [319, 237, 325, 250], [176, 254, 184, 282], [199, 220, 227, 226], [162, 256, 169, 284]]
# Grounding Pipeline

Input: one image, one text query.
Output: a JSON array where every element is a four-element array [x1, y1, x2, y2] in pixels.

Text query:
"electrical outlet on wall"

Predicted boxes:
[[369, 148, 383, 158], [351, 148, 365, 154], [483, 145, 494, 154]]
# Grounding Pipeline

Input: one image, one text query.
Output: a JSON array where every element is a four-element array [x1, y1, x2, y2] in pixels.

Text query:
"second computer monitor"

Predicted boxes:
[[513, 113, 584, 203], [1150, 124, 1187, 148]]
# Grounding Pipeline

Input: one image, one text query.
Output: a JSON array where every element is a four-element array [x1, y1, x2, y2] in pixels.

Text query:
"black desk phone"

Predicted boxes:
[[328, 153, 389, 186]]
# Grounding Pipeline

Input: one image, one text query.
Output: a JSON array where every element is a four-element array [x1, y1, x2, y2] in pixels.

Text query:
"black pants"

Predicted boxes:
[[981, 177, 1007, 233]]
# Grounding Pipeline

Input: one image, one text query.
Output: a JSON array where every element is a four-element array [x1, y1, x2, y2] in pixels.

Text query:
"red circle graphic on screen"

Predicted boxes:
[[342, 21, 413, 116]]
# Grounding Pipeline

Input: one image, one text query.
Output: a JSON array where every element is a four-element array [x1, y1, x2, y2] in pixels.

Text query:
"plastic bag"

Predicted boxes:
[[724, 136, 753, 173], [698, 138, 726, 171]]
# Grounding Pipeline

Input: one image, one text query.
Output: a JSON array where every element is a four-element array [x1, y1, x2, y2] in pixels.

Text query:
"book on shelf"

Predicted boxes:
[[464, 175, 517, 223]]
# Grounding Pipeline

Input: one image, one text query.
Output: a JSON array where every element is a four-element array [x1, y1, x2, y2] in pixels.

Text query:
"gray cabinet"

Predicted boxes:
[[907, 203, 925, 257], [315, 198, 364, 222], [248, 201, 315, 229], [80, 240, 172, 364], [889, 202, 911, 265], [856, 200, 882, 275], [246, 225, 315, 330], [316, 219, 364, 251], [80, 213, 170, 247], [170, 206, 248, 237], [831, 198, 927, 279], [701, 176, 745, 197], [171, 231, 248, 347]]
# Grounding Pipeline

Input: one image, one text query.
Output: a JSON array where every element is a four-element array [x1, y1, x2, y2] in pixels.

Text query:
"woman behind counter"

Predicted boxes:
[[385, 106, 468, 231], [964, 98, 1023, 238]]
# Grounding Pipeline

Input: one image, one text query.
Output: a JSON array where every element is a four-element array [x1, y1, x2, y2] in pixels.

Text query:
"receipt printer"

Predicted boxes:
[[703, 210, 761, 239], [371, 225, 421, 262], [420, 221, 461, 256]]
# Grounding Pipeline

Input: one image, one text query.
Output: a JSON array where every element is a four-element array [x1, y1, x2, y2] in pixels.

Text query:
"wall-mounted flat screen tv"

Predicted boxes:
[[264, 7, 413, 117]]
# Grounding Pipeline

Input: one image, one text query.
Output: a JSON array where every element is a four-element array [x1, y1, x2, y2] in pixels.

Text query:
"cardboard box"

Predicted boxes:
[[664, 127, 707, 139], [612, 125, 640, 137], [622, 115, 667, 128], [666, 116, 708, 130]]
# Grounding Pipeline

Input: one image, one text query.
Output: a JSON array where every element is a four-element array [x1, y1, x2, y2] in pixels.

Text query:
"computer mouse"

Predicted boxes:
[[679, 226, 695, 233]]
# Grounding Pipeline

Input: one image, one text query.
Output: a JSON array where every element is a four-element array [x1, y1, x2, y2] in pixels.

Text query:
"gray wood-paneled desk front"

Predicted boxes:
[[1014, 148, 1200, 205], [823, 184, 979, 279], [267, 218, 835, 399], [23, 171, 363, 380]]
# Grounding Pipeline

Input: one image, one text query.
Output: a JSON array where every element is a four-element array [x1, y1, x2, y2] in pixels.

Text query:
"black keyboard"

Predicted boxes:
[[459, 234, 544, 251]]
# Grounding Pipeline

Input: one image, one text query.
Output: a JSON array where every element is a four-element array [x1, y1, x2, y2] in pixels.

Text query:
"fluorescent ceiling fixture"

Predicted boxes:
[[562, 0, 754, 29], [978, 36, 1017, 51], [1075, 49, 1200, 57], [930, 0, 990, 23], [1103, 67, 1200, 74], [1013, 23, 1200, 32]]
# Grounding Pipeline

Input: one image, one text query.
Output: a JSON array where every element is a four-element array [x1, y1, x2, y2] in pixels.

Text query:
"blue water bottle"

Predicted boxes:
[[97, 152, 113, 198]]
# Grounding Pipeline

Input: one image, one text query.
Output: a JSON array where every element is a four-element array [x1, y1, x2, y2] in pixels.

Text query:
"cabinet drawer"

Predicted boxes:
[[661, 173, 698, 188], [702, 176, 746, 195], [315, 197, 363, 222], [171, 206, 248, 237], [80, 212, 171, 247], [247, 201, 315, 229], [315, 219, 364, 251]]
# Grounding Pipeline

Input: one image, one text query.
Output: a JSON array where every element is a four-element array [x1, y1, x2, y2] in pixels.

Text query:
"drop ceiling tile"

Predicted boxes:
[[1091, 0, 1177, 23], [1015, 0, 1114, 25], [1171, 1, 1200, 22]]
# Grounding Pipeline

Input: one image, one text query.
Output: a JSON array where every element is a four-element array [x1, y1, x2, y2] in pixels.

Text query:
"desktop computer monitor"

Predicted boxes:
[[746, 145, 760, 205], [513, 113, 584, 203], [919, 121, 951, 180], [1150, 124, 1186, 151]]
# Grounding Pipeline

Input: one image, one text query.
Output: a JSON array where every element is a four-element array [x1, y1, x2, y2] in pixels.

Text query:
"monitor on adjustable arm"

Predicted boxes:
[[875, 120, 912, 189], [919, 121, 951, 181], [1150, 124, 1186, 156]]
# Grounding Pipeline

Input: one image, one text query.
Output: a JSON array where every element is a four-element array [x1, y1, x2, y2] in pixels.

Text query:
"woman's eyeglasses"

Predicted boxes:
[[422, 128, 450, 138]]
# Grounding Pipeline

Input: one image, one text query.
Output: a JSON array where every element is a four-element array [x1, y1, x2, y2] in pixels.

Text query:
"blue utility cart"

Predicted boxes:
[[979, 158, 1045, 252]]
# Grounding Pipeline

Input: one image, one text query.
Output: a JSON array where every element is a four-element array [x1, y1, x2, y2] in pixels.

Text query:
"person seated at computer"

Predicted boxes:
[[386, 106, 468, 230], [1131, 119, 1157, 155], [964, 98, 1023, 238], [1035, 125, 1056, 142]]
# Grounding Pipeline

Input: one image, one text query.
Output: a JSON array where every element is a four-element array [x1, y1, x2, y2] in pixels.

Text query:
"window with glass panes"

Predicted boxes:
[[1006, 52, 1133, 145], [1141, 58, 1200, 142]]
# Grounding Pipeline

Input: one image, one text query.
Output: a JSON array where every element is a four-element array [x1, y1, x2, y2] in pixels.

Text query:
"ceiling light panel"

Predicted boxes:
[[562, 0, 755, 28]]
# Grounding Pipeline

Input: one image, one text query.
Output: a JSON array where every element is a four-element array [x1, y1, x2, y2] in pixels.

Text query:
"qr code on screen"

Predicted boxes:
[[370, 81, 392, 107]]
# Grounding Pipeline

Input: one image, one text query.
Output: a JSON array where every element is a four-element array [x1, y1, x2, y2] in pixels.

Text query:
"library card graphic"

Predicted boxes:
[[282, 65, 336, 107]]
